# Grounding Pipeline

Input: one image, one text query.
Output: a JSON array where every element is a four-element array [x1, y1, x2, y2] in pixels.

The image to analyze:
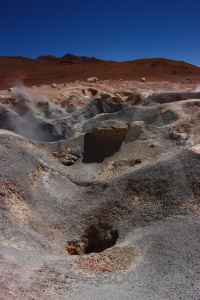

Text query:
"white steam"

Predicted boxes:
[[13, 79, 30, 98], [192, 84, 200, 92], [1, 80, 59, 141]]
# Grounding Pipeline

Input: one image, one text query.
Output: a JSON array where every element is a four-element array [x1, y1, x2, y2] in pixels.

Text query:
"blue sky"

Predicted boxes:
[[0, 0, 200, 66]]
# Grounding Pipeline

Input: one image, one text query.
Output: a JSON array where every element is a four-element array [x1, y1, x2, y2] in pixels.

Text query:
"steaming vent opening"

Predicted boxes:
[[67, 224, 119, 255]]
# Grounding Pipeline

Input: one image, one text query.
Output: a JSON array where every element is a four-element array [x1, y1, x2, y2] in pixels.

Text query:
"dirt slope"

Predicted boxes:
[[0, 54, 200, 89]]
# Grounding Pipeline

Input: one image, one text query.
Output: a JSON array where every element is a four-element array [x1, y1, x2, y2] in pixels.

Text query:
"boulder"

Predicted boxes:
[[86, 77, 99, 83], [125, 92, 143, 105]]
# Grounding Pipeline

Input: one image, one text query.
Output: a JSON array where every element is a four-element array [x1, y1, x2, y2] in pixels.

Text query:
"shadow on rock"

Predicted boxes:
[[83, 121, 129, 163]]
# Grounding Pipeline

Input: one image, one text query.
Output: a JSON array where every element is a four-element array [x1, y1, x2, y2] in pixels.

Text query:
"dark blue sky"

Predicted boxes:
[[1, 0, 200, 66]]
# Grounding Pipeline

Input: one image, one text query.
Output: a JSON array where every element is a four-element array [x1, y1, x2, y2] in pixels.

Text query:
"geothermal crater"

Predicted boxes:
[[0, 80, 200, 299]]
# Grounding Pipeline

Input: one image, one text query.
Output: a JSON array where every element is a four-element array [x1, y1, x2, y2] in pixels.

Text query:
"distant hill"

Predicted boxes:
[[61, 53, 102, 63], [0, 54, 200, 89]]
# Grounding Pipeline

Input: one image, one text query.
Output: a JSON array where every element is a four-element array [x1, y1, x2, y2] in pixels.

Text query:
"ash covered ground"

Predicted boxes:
[[0, 80, 200, 299]]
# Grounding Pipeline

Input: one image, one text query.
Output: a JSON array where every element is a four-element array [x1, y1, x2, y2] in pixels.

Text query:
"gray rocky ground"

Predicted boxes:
[[0, 81, 199, 299]]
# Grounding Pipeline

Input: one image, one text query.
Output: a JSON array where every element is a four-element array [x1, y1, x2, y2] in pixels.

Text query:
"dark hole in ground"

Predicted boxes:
[[83, 134, 124, 163], [84, 224, 119, 254], [88, 88, 98, 96], [130, 159, 142, 166], [66, 225, 119, 255], [83, 128, 127, 163]]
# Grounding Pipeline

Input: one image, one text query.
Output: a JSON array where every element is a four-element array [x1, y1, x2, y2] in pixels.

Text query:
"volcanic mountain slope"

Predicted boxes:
[[0, 81, 200, 299], [0, 54, 200, 89]]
